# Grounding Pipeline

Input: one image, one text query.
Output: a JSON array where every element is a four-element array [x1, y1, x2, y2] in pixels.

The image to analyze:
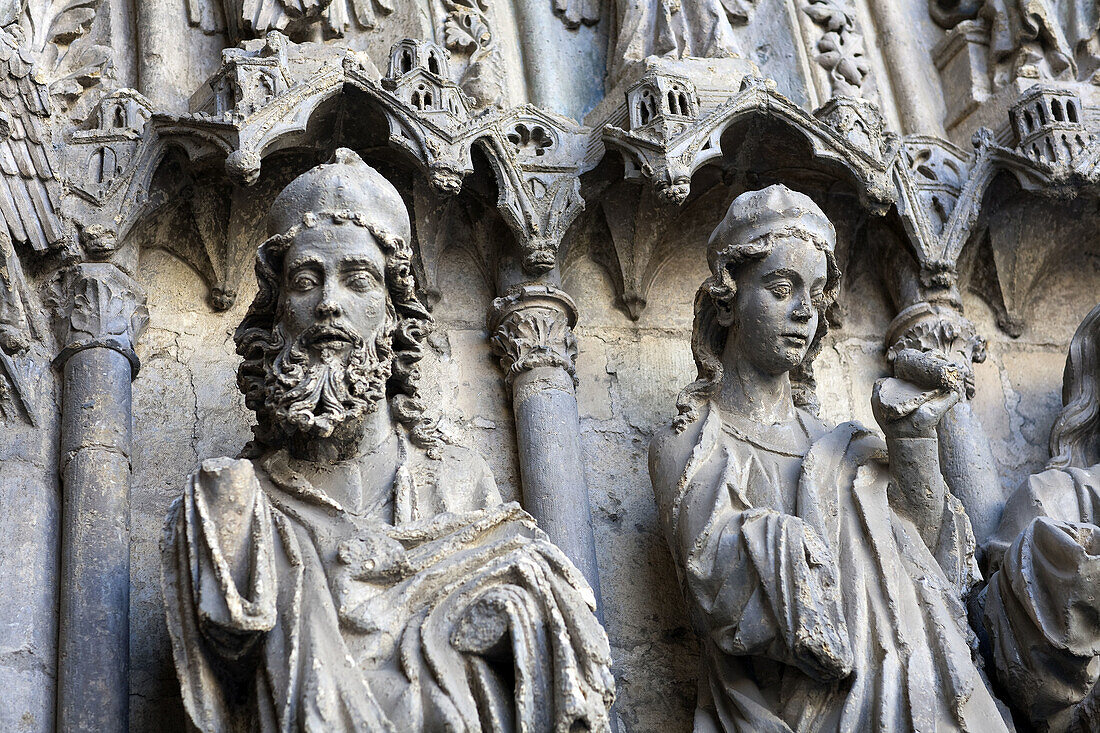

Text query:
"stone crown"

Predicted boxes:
[[267, 147, 412, 242]]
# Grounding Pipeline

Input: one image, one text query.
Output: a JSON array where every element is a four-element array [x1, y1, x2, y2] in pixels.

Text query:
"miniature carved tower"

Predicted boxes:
[[384, 39, 467, 117], [1010, 86, 1091, 168]]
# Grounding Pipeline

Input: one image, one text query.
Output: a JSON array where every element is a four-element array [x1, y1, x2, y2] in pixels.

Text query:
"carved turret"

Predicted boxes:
[[1010, 85, 1091, 167], [383, 39, 467, 116]]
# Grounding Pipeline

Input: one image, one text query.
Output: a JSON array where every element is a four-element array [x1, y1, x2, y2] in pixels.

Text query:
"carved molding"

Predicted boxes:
[[894, 109, 1100, 300], [49, 262, 149, 378], [488, 284, 578, 386], [600, 70, 901, 212]]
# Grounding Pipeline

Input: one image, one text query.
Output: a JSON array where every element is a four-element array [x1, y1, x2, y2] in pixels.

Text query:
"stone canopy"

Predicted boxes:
[[3, 1, 1100, 732]]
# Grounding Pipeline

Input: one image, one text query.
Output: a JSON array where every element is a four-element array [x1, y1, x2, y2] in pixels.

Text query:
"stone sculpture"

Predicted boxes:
[[984, 0, 1095, 82], [648, 185, 1012, 732], [187, 0, 406, 41], [607, 0, 756, 85], [980, 301, 1100, 732], [160, 148, 614, 732], [932, 0, 1100, 85]]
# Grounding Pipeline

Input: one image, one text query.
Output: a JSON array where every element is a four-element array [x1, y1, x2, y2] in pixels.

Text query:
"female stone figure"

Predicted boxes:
[[649, 185, 1013, 732], [981, 302, 1100, 732]]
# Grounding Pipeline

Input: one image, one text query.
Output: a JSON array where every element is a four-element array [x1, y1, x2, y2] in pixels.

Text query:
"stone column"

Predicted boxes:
[[488, 283, 603, 609], [513, 0, 606, 120], [865, 0, 946, 136], [50, 263, 148, 733], [136, 0, 188, 112]]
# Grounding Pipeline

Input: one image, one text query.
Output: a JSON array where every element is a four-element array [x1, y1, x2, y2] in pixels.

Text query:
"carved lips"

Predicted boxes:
[[780, 332, 810, 347], [303, 324, 359, 348]]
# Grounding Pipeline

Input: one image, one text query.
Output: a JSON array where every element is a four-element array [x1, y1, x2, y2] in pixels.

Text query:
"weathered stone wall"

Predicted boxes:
[[3, 0, 1100, 730]]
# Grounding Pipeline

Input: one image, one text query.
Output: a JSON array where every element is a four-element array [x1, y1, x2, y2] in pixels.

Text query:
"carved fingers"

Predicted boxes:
[[872, 377, 961, 439]]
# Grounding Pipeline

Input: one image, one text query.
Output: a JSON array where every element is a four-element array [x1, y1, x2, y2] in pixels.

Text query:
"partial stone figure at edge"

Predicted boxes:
[[160, 149, 614, 732], [979, 301, 1100, 733], [649, 185, 1014, 732]]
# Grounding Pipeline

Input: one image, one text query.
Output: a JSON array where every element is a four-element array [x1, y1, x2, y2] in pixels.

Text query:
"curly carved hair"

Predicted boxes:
[[234, 211, 437, 450], [674, 226, 842, 431], [1048, 301, 1100, 469]]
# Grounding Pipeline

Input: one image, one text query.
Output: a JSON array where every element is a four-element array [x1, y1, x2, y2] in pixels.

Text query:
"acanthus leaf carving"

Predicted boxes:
[[488, 284, 578, 385], [48, 262, 148, 376], [801, 0, 872, 98], [886, 301, 987, 398]]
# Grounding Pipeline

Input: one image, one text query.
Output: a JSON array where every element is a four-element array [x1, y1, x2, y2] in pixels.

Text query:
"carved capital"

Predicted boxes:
[[488, 284, 578, 386], [49, 263, 149, 379], [886, 301, 986, 398]]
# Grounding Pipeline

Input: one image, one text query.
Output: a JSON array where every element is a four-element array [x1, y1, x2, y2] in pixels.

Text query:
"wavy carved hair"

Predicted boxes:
[[673, 227, 842, 431], [234, 212, 437, 451], [1048, 302, 1100, 469]]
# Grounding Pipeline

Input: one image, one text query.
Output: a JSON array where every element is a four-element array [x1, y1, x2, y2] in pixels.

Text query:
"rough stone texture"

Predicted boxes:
[[0, 0, 1099, 730]]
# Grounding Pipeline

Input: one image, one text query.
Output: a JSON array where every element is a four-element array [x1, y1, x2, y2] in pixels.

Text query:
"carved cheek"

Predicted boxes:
[[283, 291, 318, 334], [353, 291, 386, 329]]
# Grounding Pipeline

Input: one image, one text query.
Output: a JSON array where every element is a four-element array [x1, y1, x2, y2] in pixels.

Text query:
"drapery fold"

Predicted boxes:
[[654, 403, 1011, 732], [163, 447, 613, 732]]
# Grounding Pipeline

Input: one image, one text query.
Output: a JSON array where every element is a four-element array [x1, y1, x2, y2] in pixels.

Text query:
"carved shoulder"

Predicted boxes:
[[649, 417, 707, 507], [186, 456, 264, 514]]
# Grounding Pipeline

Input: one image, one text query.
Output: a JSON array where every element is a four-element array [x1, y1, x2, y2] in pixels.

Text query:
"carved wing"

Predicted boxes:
[[0, 27, 62, 252]]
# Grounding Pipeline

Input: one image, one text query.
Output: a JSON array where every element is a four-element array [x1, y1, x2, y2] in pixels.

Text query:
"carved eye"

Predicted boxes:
[[769, 282, 792, 299], [291, 271, 320, 291], [346, 270, 380, 292]]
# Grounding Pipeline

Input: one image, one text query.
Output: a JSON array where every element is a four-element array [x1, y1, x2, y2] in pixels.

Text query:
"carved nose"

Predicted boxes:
[[316, 299, 343, 319], [792, 303, 812, 322]]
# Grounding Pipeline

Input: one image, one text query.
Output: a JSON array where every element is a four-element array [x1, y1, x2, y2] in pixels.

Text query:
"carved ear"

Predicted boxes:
[[713, 294, 735, 328]]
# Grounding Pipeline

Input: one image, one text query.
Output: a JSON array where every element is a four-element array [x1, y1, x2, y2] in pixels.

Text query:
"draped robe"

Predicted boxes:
[[650, 403, 1012, 732], [162, 436, 614, 732], [609, 0, 755, 84], [982, 465, 1100, 732]]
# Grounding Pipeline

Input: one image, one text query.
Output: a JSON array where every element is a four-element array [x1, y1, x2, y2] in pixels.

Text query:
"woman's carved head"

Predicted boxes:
[[676, 185, 841, 429]]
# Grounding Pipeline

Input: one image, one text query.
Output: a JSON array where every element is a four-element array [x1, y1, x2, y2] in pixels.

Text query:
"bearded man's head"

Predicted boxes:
[[234, 149, 434, 449]]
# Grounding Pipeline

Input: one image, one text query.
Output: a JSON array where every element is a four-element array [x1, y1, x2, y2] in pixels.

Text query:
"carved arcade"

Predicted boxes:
[[3, 1, 1100, 732]]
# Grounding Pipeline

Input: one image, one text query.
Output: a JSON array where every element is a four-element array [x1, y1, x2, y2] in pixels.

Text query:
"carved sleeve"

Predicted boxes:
[[659, 427, 853, 682], [681, 498, 853, 681], [983, 515, 1100, 731], [182, 458, 278, 658], [977, 468, 1100, 731]]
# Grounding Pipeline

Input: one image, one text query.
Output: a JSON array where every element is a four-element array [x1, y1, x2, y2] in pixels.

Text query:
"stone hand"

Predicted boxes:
[[872, 377, 961, 439], [874, 349, 963, 439]]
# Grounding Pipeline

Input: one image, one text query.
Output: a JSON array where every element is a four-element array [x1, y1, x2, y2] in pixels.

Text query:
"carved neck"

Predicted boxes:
[[286, 405, 396, 464], [715, 347, 796, 425]]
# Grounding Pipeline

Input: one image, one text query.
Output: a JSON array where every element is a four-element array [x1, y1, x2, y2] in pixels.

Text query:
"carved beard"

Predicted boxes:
[[261, 322, 392, 439]]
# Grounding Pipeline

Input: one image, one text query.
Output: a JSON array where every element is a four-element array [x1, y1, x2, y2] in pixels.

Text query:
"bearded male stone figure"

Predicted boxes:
[[160, 149, 614, 732]]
